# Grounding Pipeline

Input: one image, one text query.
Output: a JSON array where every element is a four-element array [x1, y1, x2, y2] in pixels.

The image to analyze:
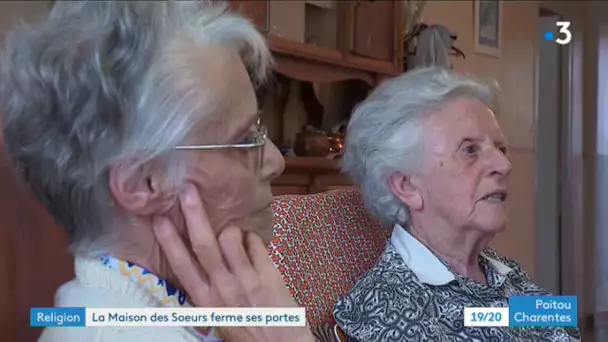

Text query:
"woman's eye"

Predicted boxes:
[[236, 136, 251, 145], [237, 130, 257, 145], [463, 144, 479, 155]]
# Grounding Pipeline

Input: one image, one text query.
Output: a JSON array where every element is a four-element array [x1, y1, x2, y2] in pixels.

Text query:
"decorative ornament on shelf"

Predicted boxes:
[[293, 125, 345, 159], [327, 132, 345, 159], [404, 0, 427, 35], [294, 126, 331, 158], [402, 0, 466, 71]]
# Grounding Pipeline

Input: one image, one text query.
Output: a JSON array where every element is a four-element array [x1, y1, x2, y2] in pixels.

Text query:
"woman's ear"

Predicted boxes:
[[387, 172, 423, 211], [108, 161, 177, 216]]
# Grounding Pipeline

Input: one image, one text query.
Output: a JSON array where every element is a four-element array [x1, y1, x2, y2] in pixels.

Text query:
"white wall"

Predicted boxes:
[[535, 14, 562, 294], [595, 16, 608, 342], [536, 2, 594, 340], [579, 1, 608, 340]]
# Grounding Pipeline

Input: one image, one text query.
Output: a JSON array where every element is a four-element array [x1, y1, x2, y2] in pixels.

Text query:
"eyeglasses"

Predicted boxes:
[[173, 118, 267, 172], [174, 118, 267, 151]]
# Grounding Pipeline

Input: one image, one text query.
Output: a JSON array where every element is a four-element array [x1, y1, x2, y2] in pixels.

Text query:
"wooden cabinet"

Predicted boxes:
[[228, 0, 269, 31], [229, 0, 405, 194], [271, 157, 353, 196], [268, 0, 403, 86], [352, 1, 398, 63], [228, 0, 404, 85]]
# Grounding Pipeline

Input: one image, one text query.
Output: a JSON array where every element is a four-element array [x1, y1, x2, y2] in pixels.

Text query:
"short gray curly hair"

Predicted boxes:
[[0, 1, 272, 255], [342, 67, 499, 226]]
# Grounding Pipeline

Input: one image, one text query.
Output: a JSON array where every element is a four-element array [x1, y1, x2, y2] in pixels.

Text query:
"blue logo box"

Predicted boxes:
[[509, 296, 577, 328], [30, 307, 86, 327]]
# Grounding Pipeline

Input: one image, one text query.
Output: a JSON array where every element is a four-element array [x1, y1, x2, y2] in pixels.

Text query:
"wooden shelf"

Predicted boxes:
[[268, 36, 398, 86], [272, 157, 351, 196], [269, 36, 398, 75], [283, 156, 342, 173]]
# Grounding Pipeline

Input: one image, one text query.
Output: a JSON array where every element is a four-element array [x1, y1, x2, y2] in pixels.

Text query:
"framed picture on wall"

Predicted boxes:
[[474, 0, 502, 57]]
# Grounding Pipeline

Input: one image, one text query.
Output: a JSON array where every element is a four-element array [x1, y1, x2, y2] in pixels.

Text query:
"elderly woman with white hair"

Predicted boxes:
[[1, 2, 319, 342], [332, 68, 581, 341]]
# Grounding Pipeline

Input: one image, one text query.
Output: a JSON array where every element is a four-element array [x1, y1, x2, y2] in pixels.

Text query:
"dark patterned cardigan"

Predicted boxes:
[[333, 244, 581, 342]]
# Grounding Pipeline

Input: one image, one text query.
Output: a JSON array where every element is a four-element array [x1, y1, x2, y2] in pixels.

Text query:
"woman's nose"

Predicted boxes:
[[491, 148, 513, 177], [260, 139, 285, 181]]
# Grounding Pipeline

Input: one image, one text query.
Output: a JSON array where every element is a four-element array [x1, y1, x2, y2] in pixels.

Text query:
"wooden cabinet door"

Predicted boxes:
[[351, 0, 397, 62], [229, 0, 269, 32]]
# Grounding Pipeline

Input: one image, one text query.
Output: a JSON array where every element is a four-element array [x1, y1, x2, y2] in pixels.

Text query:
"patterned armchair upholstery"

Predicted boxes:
[[268, 188, 391, 329]]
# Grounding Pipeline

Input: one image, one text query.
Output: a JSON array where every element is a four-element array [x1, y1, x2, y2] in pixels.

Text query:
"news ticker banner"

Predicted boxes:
[[464, 296, 577, 328], [31, 296, 577, 328], [31, 307, 306, 327]]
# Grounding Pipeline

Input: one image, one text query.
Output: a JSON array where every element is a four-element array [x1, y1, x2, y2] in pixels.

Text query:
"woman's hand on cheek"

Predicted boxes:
[[152, 183, 314, 342]]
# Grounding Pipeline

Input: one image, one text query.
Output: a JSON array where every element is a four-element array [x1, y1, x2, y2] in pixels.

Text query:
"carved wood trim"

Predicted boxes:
[[271, 157, 349, 195], [283, 157, 341, 173], [269, 36, 398, 77], [273, 53, 376, 86]]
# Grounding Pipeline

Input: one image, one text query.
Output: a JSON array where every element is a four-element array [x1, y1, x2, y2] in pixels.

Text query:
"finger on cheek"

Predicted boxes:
[[218, 227, 242, 251], [246, 232, 272, 271], [178, 183, 218, 252], [152, 216, 175, 240], [153, 217, 207, 293], [180, 182, 202, 210], [152, 216, 184, 263], [219, 227, 252, 272]]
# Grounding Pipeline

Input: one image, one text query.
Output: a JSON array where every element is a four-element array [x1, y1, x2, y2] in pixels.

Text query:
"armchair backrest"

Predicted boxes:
[[268, 188, 391, 328]]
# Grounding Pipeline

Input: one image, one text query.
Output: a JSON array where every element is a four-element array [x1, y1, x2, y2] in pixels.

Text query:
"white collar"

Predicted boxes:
[[390, 224, 513, 286]]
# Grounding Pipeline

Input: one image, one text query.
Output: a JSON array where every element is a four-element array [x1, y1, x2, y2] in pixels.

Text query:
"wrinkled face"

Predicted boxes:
[[413, 98, 512, 233], [176, 47, 284, 244]]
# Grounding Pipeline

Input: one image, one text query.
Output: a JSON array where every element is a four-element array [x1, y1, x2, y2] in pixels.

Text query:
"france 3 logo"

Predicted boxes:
[[544, 22, 572, 45]]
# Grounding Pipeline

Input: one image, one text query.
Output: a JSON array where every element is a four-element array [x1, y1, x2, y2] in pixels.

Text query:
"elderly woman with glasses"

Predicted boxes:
[[332, 68, 581, 341], [1, 2, 318, 342]]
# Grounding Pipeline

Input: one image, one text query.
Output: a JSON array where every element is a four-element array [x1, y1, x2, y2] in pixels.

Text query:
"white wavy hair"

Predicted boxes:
[[0, 1, 272, 256], [342, 67, 500, 226]]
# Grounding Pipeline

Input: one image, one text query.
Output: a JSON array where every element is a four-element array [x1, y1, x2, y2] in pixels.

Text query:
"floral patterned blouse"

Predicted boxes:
[[332, 225, 581, 342]]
